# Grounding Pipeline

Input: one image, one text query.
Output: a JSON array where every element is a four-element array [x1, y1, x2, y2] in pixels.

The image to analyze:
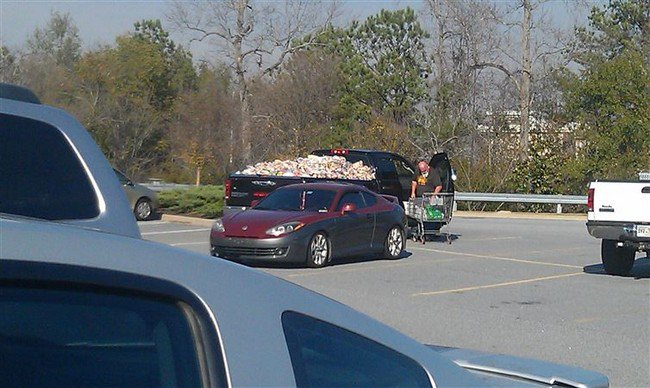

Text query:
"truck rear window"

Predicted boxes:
[[0, 113, 99, 220]]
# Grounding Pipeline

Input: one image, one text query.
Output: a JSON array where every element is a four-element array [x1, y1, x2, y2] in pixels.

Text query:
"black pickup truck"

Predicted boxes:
[[224, 149, 454, 213]]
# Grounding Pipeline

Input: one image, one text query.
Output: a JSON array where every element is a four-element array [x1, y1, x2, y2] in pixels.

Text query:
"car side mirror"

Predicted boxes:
[[341, 203, 356, 215], [250, 199, 260, 208], [126, 180, 135, 186]]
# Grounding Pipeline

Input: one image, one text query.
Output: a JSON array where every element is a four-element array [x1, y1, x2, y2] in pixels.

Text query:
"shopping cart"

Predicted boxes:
[[404, 192, 454, 244]]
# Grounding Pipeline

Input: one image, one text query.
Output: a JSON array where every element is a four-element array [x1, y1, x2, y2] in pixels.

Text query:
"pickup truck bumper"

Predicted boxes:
[[210, 234, 309, 264], [587, 221, 650, 245]]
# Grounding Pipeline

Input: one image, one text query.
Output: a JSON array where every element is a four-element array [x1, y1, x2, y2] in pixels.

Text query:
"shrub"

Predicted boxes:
[[158, 185, 224, 218]]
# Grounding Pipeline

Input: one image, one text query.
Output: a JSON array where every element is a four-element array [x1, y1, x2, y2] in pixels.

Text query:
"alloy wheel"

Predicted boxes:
[[135, 199, 152, 221], [310, 234, 329, 266], [385, 227, 404, 259]]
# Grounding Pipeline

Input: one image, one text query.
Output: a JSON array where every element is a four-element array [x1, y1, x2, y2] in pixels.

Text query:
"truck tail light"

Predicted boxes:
[[225, 179, 232, 200], [587, 188, 594, 212]]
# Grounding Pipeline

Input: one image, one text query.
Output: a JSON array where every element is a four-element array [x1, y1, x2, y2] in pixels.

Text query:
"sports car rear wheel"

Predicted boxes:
[[384, 226, 404, 259], [307, 232, 330, 268]]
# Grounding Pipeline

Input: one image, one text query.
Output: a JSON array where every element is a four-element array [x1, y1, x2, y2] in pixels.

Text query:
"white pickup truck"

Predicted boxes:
[[586, 175, 650, 275]]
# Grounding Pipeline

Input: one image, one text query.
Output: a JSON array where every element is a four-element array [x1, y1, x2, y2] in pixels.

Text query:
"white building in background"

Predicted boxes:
[[477, 110, 584, 152]]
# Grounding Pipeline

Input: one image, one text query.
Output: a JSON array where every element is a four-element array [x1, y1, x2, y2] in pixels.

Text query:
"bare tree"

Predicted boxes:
[[468, 0, 582, 160], [0, 46, 21, 83], [419, 0, 504, 154], [251, 51, 341, 158], [169, 0, 338, 165]]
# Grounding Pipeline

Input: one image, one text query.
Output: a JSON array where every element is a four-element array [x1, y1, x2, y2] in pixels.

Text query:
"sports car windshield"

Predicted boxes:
[[254, 188, 336, 212]]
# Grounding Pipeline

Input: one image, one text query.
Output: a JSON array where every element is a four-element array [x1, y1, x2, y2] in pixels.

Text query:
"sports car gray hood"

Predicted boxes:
[[428, 345, 609, 387]]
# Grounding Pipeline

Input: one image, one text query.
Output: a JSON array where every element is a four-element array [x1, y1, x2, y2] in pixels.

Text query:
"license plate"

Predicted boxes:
[[637, 225, 650, 238]]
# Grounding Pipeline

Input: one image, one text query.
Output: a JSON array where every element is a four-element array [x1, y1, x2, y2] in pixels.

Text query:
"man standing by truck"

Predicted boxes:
[[411, 160, 442, 199]]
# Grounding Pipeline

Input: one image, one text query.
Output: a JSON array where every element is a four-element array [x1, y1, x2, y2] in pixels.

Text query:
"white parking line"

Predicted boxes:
[[171, 242, 208, 247], [141, 228, 210, 236], [137, 221, 169, 226], [285, 258, 461, 278], [408, 246, 583, 269], [412, 272, 584, 297]]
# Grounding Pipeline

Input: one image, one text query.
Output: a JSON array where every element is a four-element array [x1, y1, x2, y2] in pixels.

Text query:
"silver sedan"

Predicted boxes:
[[113, 168, 159, 221], [0, 215, 609, 387]]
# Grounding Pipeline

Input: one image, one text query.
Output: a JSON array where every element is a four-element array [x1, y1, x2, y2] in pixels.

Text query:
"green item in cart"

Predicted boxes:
[[424, 205, 443, 220]]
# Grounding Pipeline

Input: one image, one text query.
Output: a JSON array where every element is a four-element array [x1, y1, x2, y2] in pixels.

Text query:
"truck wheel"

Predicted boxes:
[[307, 232, 330, 268], [601, 239, 635, 276]]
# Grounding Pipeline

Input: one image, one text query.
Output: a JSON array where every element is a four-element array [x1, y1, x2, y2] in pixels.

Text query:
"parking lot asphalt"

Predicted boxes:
[[139, 216, 650, 387]]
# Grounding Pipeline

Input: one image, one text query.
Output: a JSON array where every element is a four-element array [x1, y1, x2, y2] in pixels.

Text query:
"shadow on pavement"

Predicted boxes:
[[583, 257, 650, 279], [241, 250, 415, 269], [407, 233, 461, 245]]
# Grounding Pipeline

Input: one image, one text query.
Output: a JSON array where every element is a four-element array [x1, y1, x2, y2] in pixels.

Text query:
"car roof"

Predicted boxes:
[[0, 96, 139, 238], [0, 216, 475, 386]]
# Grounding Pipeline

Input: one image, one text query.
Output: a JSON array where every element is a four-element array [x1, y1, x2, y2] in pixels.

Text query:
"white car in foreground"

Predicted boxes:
[[0, 83, 609, 386]]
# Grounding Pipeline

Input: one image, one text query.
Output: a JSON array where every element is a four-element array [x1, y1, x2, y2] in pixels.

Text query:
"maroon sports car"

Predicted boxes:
[[210, 182, 407, 267]]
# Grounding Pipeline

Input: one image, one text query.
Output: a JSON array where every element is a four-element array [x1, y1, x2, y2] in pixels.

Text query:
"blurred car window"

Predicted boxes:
[[303, 190, 337, 212], [0, 284, 203, 387], [256, 188, 336, 212], [256, 188, 301, 210], [0, 113, 99, 220], [282, 311, 431, 387], [336, 192, 366, 211], [360, 191, 378, 207]]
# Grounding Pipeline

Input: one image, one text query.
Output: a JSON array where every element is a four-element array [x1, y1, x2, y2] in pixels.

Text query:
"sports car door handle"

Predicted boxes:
[[366, 214, 373, 222]]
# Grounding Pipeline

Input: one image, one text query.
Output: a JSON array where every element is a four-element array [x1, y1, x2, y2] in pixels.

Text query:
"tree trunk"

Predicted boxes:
[[195, 165, 201, 187], [234, 0, 252, 164], [429, 0, 446, 89], [519, 0, 532, 160]]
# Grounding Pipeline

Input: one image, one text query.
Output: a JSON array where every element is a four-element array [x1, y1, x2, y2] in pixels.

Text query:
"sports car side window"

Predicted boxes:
[[0, 285, 204, 387], [0, 113, 99, 220], [360, 192, 378, 207], [336, 192, 366, 210], [282, 311, 431, 388]]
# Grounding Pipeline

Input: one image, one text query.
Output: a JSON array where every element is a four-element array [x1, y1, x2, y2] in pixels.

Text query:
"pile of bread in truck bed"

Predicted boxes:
[[236, 155, 375, 181]]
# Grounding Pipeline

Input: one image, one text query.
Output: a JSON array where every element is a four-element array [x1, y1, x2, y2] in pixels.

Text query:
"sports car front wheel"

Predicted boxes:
[[307, 232, 330, 268], [384, 226, 404, 259]]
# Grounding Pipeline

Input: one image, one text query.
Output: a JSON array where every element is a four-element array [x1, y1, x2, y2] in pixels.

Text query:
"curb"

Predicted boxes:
[[454, 211, 586, 221], [159, 211, 586, 226], [161, 214, 216, 227]]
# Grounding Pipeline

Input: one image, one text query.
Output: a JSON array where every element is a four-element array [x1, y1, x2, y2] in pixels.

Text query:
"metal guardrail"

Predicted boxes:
[[142, 183, 587, 213], [455, 192, 586, 213], [143, 183, 192, 192]]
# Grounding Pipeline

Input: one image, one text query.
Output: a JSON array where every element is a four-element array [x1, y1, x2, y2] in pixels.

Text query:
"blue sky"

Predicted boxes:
[[2, 1, 396, 52], [2, 1, 604, 61]]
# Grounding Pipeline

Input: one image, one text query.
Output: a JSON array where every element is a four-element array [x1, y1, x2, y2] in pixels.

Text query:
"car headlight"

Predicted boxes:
[[266, 222, 304, 237], [213, 218, 225, 232]]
